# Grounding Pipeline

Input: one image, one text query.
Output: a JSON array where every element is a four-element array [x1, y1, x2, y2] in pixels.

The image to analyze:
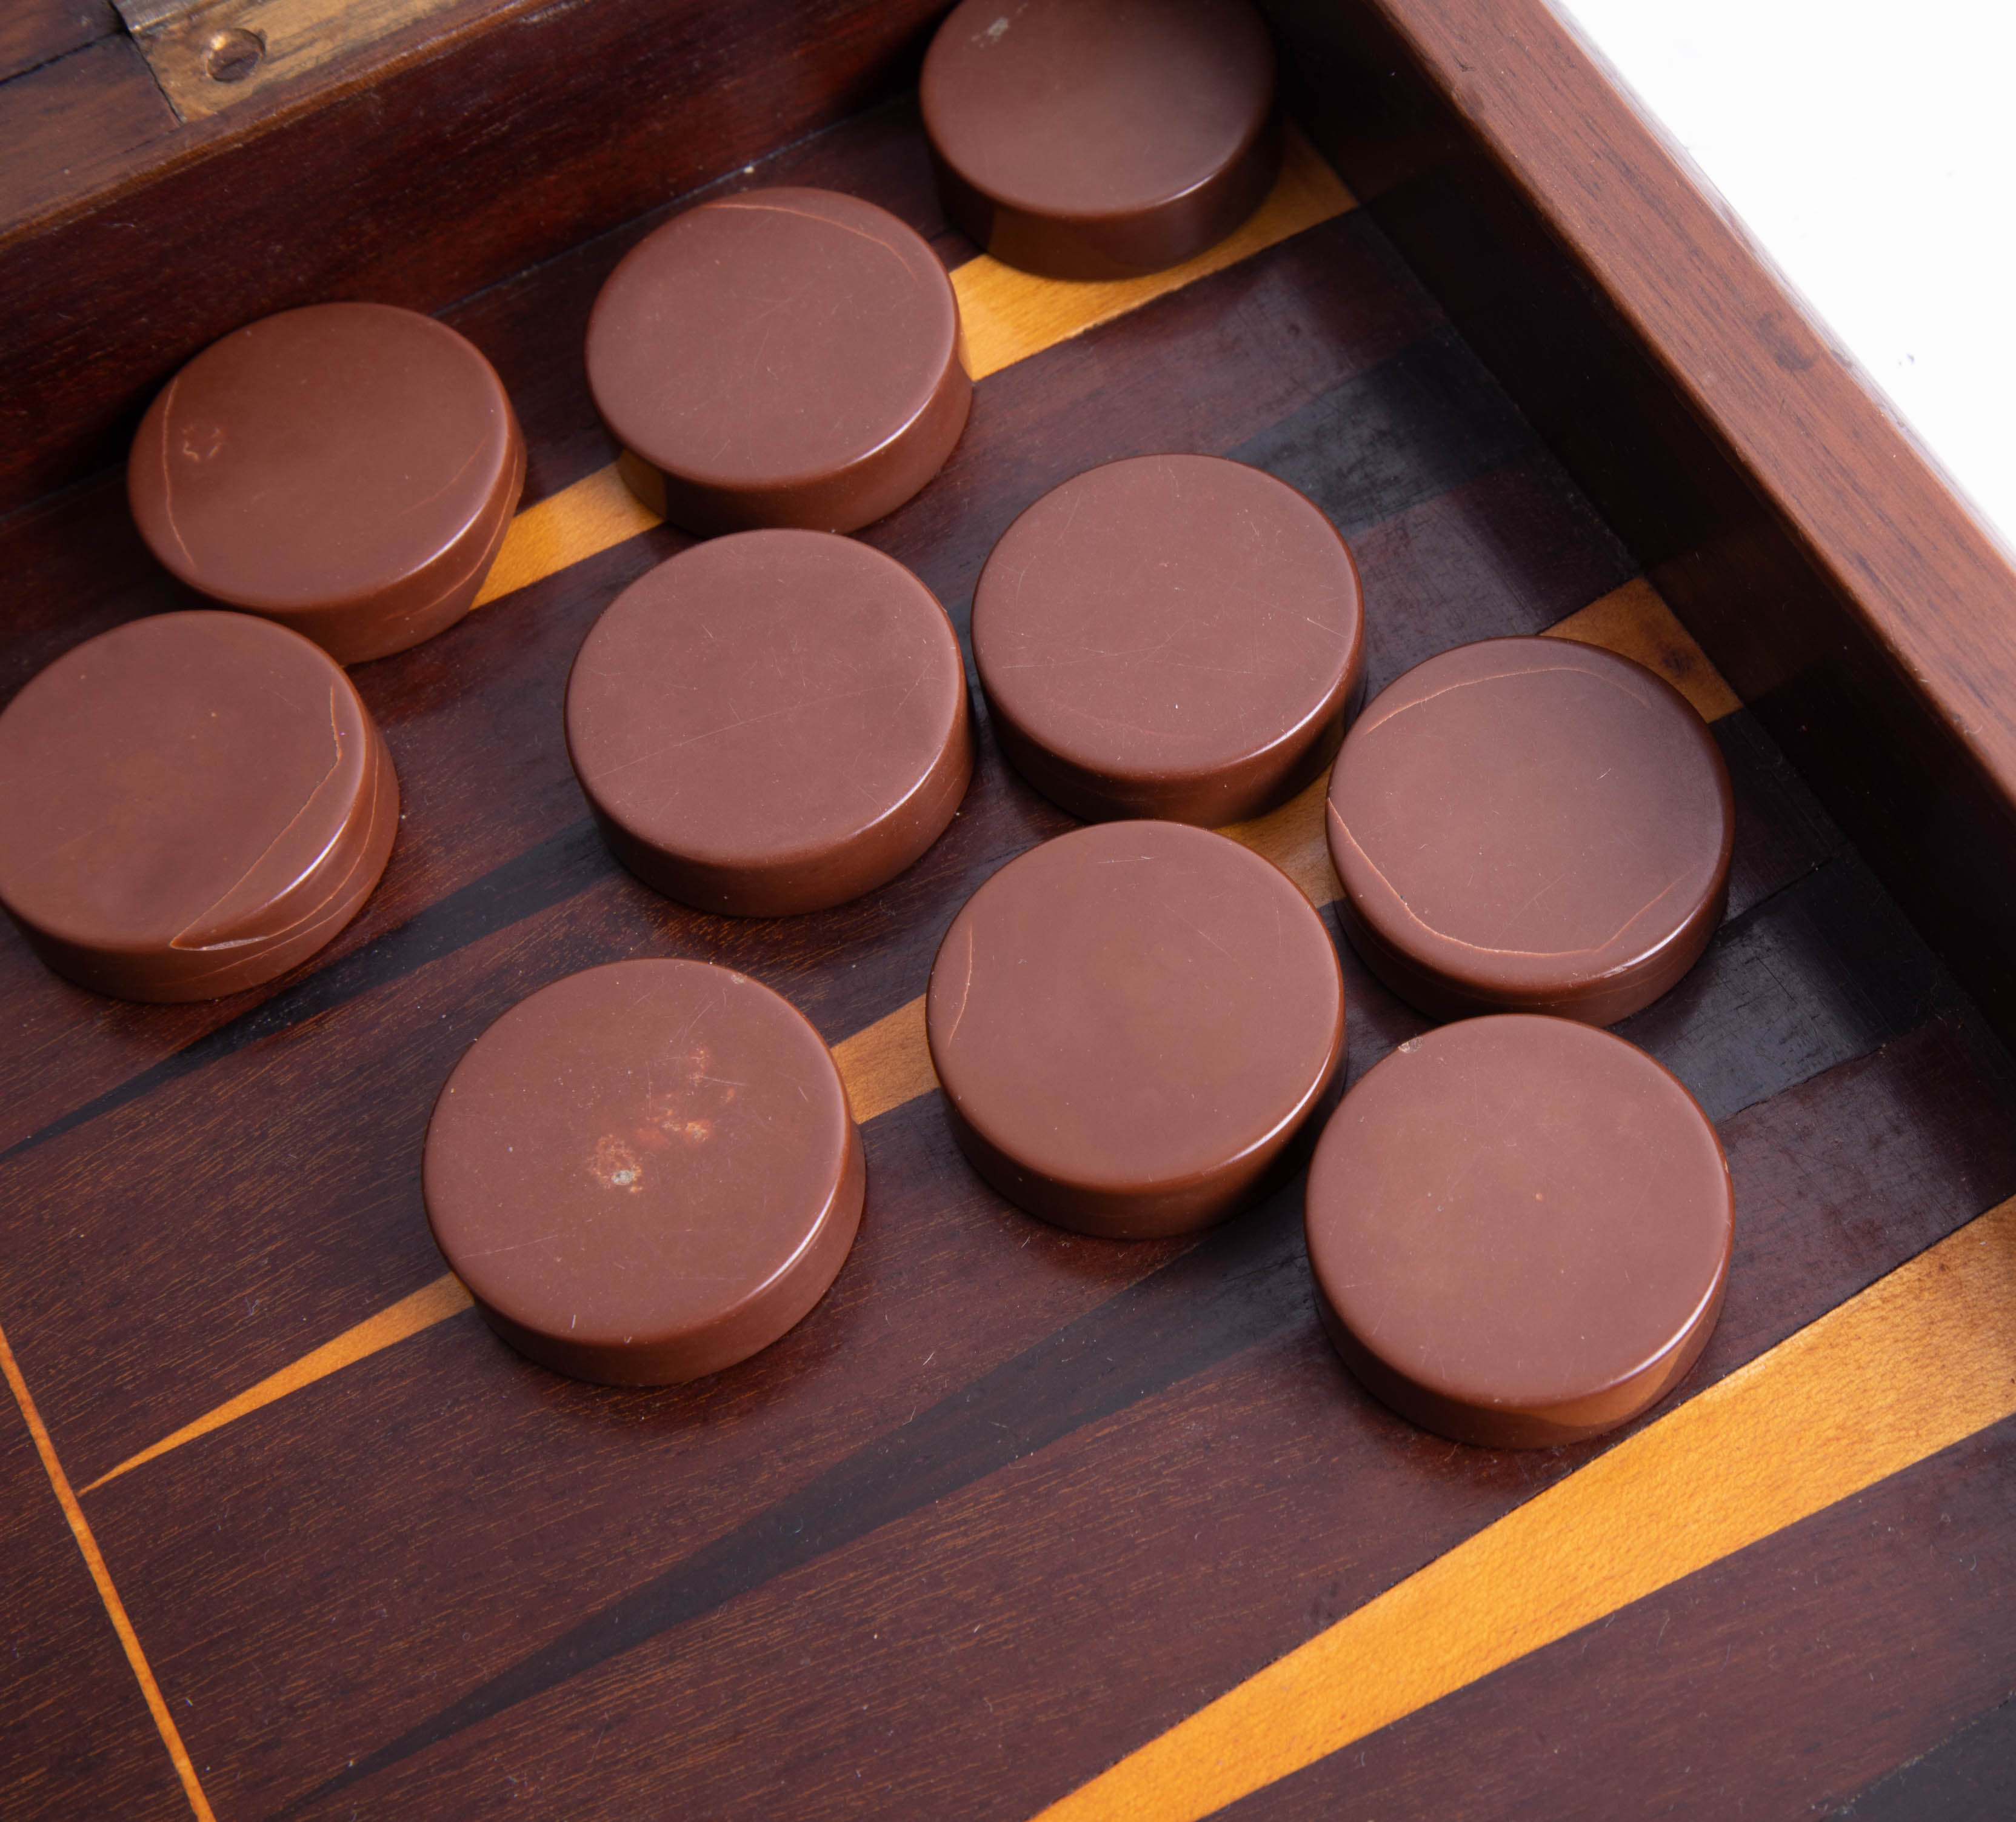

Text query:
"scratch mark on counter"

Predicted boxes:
[[169, 686, 348, 952], [156, 376, 197, 569], [707, 201, 922, 284], [941, 923, 976, 1044]]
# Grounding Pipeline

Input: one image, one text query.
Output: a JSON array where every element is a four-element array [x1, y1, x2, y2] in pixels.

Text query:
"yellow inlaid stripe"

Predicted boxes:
[[472, 464, 659, 609], [952, 124, 1353, 381], [1543, 576, 1742, 722], [1029, 1196, 2016, 1822], [834, 994, 938, 1124], [0, 1318, 219, 1822], [81, 1275, 475, 1495], [1218, 771, 1339, 908], [78, 1012, 938, 1499], [82, 578, 1730, 1483], [469, 127, 1355, 612]]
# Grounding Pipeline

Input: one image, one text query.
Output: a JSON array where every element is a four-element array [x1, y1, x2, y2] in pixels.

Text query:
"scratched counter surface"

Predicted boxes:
[[2, 96, 2013, 1822]]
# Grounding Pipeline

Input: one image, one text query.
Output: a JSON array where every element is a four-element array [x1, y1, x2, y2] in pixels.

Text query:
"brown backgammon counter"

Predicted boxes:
[[3, 7, 2015, 1820]]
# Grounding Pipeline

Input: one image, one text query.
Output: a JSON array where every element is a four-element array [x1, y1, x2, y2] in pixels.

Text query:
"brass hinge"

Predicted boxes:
[[115, 0, 468, 121]]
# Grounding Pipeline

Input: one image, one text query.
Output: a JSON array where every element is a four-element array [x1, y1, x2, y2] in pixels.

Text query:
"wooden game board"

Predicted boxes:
[[4, 25, 2015, 1822]]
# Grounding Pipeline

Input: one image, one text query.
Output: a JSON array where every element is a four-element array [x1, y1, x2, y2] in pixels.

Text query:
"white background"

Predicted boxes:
[[1549, 0, 2016, 552]]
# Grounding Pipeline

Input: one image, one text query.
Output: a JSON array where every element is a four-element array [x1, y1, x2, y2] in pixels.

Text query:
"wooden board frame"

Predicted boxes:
[[5, 4, 2016, 1817], [1263, 0, 2016, 1059]]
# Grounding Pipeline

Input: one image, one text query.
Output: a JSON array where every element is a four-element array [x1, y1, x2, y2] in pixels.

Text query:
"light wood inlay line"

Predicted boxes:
[[469, 125, 1355, 612], [81, 1274, 475, 1495], [1543, 576, 1743, 722], [78, 578, 1732, 1487], [1029, 1195, 2016, 1822], [0, 1317, 219, 1822], [952, 123, 1353, 381], [833, 994, 937, 1126], [471, 464, 659, 609]]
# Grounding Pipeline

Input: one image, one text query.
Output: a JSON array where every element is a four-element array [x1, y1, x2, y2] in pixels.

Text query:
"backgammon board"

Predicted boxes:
[[4, 27, 2015, 1822]]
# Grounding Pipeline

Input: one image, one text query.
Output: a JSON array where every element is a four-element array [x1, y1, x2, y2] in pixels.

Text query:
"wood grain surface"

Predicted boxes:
[[0, 33, 178, 223], [0, 1323, 215, 1821], [4, 91, 2014, 1822], [128, 0, 476, 124], [0, 0, 116, 82]]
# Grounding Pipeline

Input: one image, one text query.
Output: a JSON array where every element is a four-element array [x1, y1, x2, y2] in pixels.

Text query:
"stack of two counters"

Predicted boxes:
[[0, 304, 527, 1003], [130, 302, 527, 664], [0, 613, 399, 1002], [426, 186, 980, 1389]]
